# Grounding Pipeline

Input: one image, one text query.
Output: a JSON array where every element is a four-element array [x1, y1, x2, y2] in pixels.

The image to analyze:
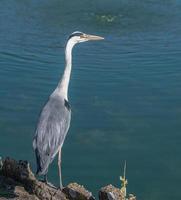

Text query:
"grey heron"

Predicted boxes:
[[33, 31, 104, 189]]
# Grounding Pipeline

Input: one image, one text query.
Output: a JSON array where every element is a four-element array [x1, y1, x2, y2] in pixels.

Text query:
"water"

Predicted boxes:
[[0, 0, 181, 199]]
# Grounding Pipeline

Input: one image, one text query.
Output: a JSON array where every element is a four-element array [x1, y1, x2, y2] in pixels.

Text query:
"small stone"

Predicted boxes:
[[99, 185, 137, 200], [107, 191, 115, 200], [63, 182, 95, 200], [99, 185, 124, 200], [128, 194, 136, 200]]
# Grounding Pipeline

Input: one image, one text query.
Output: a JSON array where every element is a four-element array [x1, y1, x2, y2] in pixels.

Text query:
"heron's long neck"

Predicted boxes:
[[58, 40, 75, 99]]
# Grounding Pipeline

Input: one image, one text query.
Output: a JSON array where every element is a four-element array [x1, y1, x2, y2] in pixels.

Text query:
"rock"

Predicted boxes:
[[128, 194, 136, 200], [0, 175, 39, 200], [0, 157, 67, 200], [63, 183, 95, 200], [99, 185, 125, 200], [0, 157, 137, 200], [0, 157, 96, 200], [99, 185, 136, 200]]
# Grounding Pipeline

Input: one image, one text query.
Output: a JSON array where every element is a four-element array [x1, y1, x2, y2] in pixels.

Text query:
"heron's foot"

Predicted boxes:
[[58, 185, 64, 191], [59, 182, 63, 191], [40, 179, 57, 189], [46, 181, 57, 189], [40, 179, 46, 183]]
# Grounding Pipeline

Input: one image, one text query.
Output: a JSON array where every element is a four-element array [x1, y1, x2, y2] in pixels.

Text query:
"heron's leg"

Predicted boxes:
[[44, 174, 48, 183], [42, 174, 57, 189], [58, 149, 63, 189]]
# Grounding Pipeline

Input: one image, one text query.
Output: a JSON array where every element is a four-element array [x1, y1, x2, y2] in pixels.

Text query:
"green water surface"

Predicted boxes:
[[0, 1, 181, 199]]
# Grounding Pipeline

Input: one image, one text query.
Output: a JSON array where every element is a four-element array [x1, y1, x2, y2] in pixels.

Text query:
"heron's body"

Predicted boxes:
[[33, 31, 104, 189], [33, 94, 71, 175]]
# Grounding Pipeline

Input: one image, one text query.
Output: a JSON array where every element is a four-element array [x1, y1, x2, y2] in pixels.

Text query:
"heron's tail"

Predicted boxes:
[[35, 148, 42, 175], [35, 148, 50, 175]]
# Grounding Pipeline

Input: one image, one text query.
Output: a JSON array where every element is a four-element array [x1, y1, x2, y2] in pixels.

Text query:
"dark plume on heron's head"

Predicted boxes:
[[67, 31, 104, 44]]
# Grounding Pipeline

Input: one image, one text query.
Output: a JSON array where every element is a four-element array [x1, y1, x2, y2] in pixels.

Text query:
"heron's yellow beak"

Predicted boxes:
[[85, 34, 104, 41]]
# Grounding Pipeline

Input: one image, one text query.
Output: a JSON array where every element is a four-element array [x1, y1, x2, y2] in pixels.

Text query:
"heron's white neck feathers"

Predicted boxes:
[[57, 39, 76, 99]]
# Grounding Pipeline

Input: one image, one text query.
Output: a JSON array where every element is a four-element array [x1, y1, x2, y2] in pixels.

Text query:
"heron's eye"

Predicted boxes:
[[80, 34, 86, 39]]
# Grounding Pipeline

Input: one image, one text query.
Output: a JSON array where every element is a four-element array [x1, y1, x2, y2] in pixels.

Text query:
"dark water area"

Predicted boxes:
[[0, 0, 181, 199]]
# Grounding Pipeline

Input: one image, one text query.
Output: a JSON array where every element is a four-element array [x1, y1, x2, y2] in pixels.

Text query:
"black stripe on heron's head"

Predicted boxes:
[[68, 31, 84, 40]]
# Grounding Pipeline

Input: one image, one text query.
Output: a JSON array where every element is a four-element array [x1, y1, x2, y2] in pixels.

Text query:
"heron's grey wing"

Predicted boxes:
[[33, 96, 71, 174]]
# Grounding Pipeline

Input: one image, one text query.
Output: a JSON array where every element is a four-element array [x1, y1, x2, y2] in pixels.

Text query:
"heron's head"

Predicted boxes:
[[68, 31, 104, 44]]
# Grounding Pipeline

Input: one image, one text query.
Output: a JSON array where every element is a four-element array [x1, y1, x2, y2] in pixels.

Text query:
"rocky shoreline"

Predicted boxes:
[[0, 157, 136, 200]]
